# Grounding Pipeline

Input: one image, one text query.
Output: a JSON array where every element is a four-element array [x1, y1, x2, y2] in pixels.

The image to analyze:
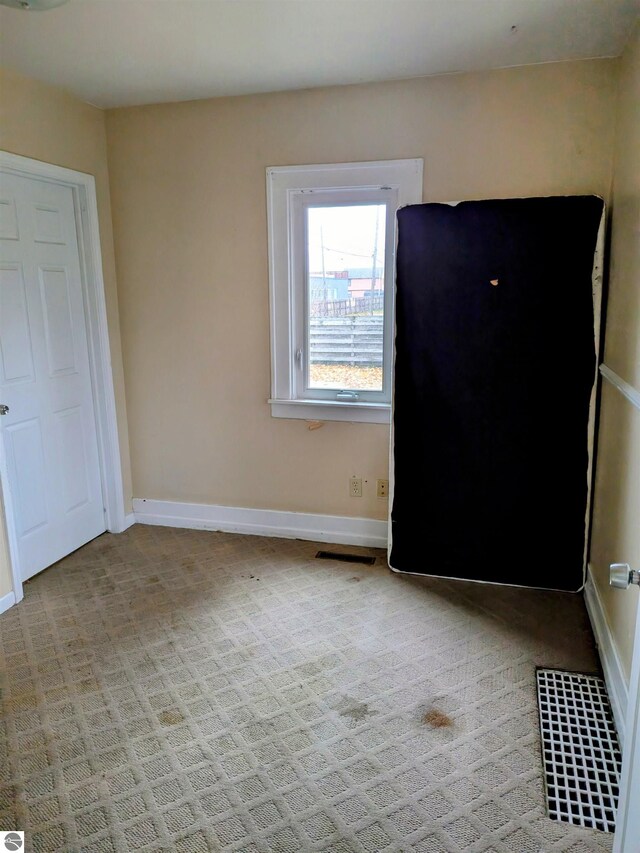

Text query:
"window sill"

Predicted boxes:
[[269, 398, 391, 424]]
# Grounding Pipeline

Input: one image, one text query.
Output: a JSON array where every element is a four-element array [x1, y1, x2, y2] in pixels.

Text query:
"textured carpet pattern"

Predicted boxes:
[[0, 525, 614, 852]]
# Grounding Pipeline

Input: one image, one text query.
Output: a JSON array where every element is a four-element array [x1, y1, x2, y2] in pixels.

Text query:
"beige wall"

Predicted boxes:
[[0, 68, 132, 599], [590, 23, 640, 681], [106, 59, 617, 520]]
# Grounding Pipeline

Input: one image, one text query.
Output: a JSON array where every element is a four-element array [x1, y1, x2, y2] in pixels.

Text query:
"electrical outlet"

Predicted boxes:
[[377, 479, 389, 498], [350, 476, 363, 497]]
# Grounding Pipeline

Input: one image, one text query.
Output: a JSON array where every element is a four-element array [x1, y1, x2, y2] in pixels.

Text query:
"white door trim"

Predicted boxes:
[[0, 151, 127, 604], [584, 565, 629, 745], [613, 595, 640, 852]]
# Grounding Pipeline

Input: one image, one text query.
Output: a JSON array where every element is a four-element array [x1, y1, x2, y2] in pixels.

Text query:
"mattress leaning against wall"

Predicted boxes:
[[388, 196, 605, 591]]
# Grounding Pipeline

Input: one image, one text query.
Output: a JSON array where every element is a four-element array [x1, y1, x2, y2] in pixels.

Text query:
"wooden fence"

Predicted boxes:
[[309, 316, 384, 366], [310, 294, 384, 318]]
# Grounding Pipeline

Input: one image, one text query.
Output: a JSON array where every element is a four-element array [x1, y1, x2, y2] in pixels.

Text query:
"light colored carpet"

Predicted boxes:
[[0, 524, 614, 853]]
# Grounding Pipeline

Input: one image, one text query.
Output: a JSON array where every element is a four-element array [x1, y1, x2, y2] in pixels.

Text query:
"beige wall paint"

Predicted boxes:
[[0, 67, 132, 600], [106, 59, 617, 520], [601, 24, 640, 393], [590, 22, 640, 681]]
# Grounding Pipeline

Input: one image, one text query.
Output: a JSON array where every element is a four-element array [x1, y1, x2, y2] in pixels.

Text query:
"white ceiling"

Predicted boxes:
[[1, 0, 638, 109]]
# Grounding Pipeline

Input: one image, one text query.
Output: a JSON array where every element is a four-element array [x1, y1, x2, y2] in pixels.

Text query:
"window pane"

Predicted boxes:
[[306, 204, 386, 392]]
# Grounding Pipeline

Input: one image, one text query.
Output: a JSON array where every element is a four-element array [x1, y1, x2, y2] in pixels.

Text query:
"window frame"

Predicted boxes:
[[266, 159, 423, 424], [297, 190, 393, 404]]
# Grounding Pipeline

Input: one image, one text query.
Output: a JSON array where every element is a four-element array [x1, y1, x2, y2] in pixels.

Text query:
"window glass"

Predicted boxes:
[[306, 204, 386, 392]]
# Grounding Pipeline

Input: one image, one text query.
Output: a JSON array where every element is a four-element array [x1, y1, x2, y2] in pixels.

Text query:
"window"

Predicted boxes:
[[267, 159, 423, 423]]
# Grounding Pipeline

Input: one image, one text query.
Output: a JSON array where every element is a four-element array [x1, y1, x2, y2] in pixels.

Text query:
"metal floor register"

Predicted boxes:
[[536, 669, 622, 834]]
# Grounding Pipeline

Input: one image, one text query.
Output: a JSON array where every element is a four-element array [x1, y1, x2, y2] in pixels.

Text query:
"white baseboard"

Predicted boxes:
[[0, 590, 16, 615], [584, 564, 629, 746], [133, 498, 387, 549]]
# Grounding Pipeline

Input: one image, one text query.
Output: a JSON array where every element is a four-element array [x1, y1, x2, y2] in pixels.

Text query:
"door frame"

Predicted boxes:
[[614, 594, 640, 851], [0, 151, 127, 604]]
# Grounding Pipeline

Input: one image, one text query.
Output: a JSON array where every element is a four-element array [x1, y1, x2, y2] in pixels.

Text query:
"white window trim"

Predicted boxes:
[[266, 159, 423, 424]]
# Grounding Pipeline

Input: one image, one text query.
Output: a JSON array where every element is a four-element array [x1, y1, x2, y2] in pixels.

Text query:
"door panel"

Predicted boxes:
[[390, 196, 604, 591], [0, 198, 19, 240], [0, 173, 105, 580], [5, 417, 48, 536], [39, 266, 77, 375], [33, 204, 65, 245], [55, 406, 91, 514], [0, 264, 35, 383]]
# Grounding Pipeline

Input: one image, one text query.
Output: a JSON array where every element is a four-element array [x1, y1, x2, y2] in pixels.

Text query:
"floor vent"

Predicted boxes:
[[315, 551, 376, 565], [536, 669, 622, 834]]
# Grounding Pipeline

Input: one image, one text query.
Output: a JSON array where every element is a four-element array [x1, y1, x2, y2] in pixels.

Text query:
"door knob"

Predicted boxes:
[[0, 404, 9, 415], [610, 563, 640, 589]]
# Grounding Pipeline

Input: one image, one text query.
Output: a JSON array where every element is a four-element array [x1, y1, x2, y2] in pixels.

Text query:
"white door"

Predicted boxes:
[[0, 172, 105, 580], [614, 593, 640, 852]]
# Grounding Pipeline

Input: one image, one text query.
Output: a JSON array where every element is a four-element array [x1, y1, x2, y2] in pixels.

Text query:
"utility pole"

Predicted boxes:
[[320, 224, 328, 317], [370, 206, 380, 315]]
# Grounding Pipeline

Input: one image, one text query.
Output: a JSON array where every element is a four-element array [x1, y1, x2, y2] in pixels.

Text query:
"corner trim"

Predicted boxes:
[[584, 564, 629, 746], [133, 498, 387, 549], [123, 513, 136, 531], [0, 590, 16, 616], [600, 364, 640, 411]]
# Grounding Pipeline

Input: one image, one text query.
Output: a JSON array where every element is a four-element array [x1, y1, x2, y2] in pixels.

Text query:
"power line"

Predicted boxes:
[[321, 246, 384, 259]]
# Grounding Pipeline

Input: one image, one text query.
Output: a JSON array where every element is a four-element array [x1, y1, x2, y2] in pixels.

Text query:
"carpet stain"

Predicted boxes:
[[158, 710, 184, 726], [422, 708, 453, 728], [347, 576, 361, 583], [339, 699, 376, 723], [297, 660, 324, 677]]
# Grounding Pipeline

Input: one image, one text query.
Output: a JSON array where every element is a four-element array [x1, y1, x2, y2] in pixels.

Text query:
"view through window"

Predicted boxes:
[[306, 204, 386, 392]]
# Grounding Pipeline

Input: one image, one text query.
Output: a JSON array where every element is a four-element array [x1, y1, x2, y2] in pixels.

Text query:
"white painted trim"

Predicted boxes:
[[266, 158, 423, 423], [269, 398, 391, 424], [584, 564, 628, 746], [267, 159, 425, 182], [0, 436, 24, 604], [600, 364, 640, 412], [0, 590, 16, 615], [123, 513, 136, 530], [133, 498, 387, 549], [0, 151, 127, 608], [613, 591, 640, 852]]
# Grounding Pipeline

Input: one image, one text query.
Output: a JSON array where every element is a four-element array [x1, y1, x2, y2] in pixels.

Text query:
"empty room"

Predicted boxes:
[[1, 1, 639, 851]]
